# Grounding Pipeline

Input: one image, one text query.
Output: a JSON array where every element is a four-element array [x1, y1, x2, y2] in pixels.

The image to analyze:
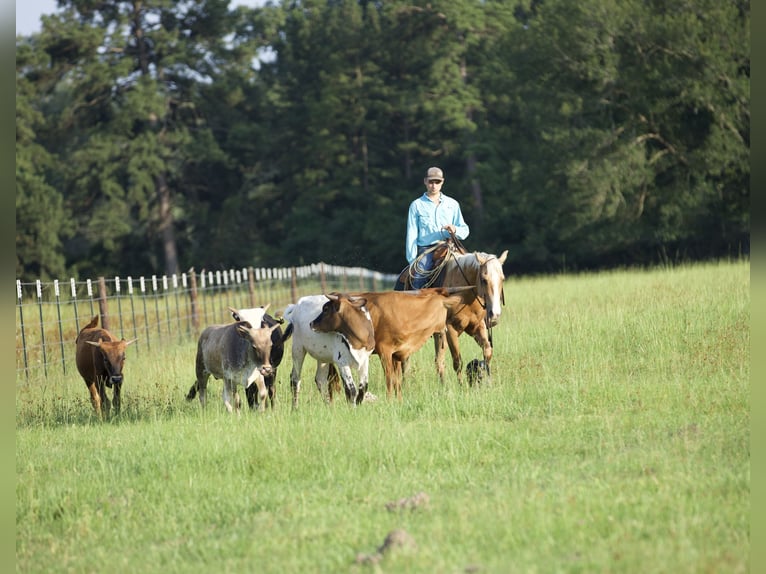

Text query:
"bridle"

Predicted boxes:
[[447, 244, 504, 349]]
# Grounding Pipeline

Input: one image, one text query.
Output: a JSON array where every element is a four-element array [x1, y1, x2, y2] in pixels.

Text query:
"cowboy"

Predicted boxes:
[[404, 166, 470, 289]]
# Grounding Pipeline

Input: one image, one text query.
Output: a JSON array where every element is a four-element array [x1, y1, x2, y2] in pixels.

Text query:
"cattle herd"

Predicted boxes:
[[75, 250, 507, 418]]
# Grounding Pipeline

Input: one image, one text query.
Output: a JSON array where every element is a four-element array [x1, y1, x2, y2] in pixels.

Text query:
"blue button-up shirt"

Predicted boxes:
[[406, 192, 469, 263]]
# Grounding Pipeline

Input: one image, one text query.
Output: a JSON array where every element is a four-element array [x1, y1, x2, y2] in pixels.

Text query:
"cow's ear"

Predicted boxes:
[[351, 297, 368, 309], [235, 321, 251, 338]]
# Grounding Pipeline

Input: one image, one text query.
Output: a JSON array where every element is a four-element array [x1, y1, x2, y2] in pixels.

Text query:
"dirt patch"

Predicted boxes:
[[385, 491, 430, 512], [355, 529, 417, 565]]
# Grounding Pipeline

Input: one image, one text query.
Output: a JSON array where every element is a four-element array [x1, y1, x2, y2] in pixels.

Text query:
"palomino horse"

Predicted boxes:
[[433, 250, 508, 384], [395, 240, 508, 384]]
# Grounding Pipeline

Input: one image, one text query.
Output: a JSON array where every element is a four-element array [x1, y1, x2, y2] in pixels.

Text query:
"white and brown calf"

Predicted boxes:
[[283, 294, 375, 409]]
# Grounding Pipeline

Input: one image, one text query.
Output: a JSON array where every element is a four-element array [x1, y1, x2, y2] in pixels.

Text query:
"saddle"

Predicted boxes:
[[394, 236, 467, 291]]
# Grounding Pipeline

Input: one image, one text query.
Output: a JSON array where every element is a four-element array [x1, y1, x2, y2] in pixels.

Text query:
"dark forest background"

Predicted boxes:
[[16, 0, 749, 282]]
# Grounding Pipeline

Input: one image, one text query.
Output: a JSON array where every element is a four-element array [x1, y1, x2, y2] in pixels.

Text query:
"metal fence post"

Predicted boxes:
[[36, 280, 47, 377], [17, 280, 28, 381], [54, 279, 66, 374]]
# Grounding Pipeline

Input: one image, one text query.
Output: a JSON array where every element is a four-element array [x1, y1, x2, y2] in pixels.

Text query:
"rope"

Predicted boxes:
[[407, 242, 451, 288], [407, 231, 467, 288]]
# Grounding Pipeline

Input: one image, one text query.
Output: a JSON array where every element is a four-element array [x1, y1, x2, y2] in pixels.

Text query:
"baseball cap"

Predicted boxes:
[[425, 167, 444, 181]]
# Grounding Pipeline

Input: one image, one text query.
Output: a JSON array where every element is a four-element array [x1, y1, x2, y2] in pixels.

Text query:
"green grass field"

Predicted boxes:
[[16, 260, 750, 573]]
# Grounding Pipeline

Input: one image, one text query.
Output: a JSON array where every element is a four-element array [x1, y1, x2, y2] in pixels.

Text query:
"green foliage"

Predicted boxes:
[[16, 0, 749, 278], [16, 261, 750, 573]]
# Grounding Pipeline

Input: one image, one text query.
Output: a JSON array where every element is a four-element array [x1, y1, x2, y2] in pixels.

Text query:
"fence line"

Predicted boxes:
[[16, 263, 398, 382]]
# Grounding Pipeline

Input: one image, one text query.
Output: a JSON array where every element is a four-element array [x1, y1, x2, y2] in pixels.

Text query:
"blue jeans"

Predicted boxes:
[[411, 245, 435, 289]]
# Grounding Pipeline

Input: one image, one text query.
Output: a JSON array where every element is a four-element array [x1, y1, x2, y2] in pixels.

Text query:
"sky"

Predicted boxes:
[[15, 0, 265, 36], [15, 0, 57, 36]]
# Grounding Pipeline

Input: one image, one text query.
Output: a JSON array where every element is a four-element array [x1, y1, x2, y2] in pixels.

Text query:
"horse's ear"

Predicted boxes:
[[498, 250, 508, 264]]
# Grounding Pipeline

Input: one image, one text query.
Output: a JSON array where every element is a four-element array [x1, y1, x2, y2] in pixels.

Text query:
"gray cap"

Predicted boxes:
[[425, 167, 444, 180]]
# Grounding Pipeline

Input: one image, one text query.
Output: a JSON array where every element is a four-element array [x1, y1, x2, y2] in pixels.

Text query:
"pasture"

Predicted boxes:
[[16, 260, 750, 573]]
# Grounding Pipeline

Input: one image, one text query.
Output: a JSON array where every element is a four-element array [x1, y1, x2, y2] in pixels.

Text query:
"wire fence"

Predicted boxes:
[[16, 263, 398, 382]]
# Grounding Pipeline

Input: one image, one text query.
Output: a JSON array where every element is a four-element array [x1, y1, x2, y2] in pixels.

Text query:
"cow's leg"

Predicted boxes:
[[99, 380, 111, 419], [314, 362, 331, 403], [87, 382, 103, 419], [290, 345, 307, 410], [246, 372, 268, 412], [337, 365, 358, 405], [195, 373, 210, 408], [246, 373, 276, 410], [187, 369, 210, 408], [433, 329, 447, 385], [392, 359, 404, 400], [188, 349, 208, 406], [222, 379, 236, 413], [266, 372, 277, 409], [234, 388, 242, 413], [356, 357, 370, 405], [378, 352, 396, 399], [112, 382, 122, 416]]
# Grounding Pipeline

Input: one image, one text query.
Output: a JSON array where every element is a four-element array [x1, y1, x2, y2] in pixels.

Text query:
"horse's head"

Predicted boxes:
[[476, 250, 508, 326]]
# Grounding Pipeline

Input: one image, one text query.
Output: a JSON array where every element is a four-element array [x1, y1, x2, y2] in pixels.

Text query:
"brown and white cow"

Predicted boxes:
[[283, 294, 375, 408], [75, 315, 137, 419], [311, 287, 473, 400], [185, 307, 282, 413]]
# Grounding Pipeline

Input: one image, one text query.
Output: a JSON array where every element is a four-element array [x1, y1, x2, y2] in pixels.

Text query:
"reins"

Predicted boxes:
[[408, 233, 501, 350]]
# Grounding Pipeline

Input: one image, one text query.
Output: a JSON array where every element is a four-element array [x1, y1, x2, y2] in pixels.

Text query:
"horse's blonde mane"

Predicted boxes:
[[444, 252, 482, 285]]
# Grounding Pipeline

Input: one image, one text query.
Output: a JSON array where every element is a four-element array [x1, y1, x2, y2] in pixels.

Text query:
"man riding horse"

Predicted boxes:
[[395, 166, 470, 291]]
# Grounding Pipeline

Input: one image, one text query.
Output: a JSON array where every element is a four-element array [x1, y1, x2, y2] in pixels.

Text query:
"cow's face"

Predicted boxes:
[[236, 321, 281, 376], [310, 294, 368, 332], [86, 338, 136, 386], [310, 295, 344, 333], [311, 294, 374, 351]]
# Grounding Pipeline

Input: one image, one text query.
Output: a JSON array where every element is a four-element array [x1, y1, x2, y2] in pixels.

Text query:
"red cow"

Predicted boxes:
[[75, 315, 137, 418]]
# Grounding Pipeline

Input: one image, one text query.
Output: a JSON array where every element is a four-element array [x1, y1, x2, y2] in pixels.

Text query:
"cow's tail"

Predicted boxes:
[[186, 382, 198, 401], [282, 322, 294, 344]]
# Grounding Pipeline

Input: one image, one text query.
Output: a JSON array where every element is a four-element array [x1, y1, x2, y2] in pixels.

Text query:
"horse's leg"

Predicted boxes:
[[433, 330, 447, 385], [472, 323, 493, 379]]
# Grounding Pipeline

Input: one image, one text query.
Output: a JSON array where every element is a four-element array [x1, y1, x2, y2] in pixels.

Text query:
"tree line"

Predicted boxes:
[[16, 0, 750, 282]]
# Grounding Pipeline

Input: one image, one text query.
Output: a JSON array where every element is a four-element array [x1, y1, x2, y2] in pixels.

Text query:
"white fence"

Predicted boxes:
[[16, 263, 399, 381]]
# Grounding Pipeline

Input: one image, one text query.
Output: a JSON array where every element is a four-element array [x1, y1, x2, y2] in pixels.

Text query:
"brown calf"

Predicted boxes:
[[311, 287, 473, 400], [75, 315, 137, 418]]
